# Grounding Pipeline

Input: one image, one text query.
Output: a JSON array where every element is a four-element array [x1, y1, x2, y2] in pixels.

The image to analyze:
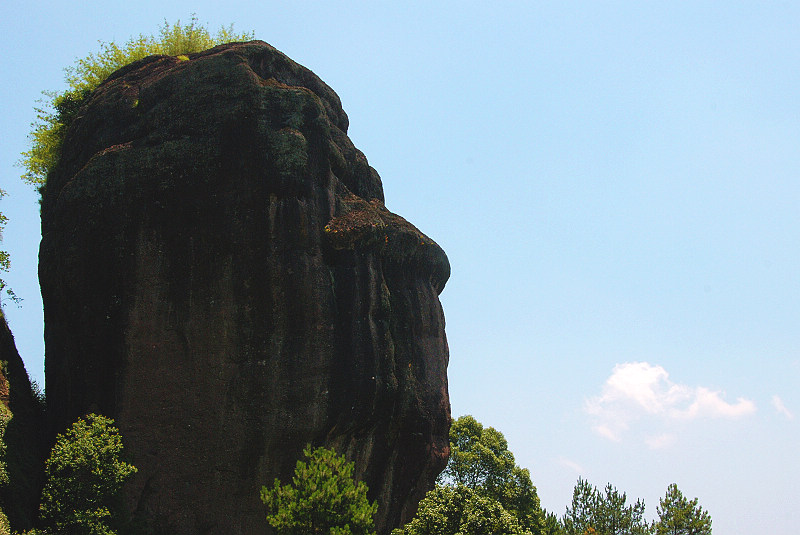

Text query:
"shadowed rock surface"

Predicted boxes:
[[0, 316, 45, 531], [39, 41, 450, 534]]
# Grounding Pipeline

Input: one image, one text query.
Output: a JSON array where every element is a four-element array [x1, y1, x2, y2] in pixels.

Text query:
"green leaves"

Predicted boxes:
[[655, 484, 711, 535], [397, 415, 545, 535], [563, 478, 652, 535], [0, 403, 10, 488], [261, 445, 377, 535], [39, 414, 136, 535], [392, 485, 532, 535], [0, 404, 10, 532], [438, 415, 545, 534], [19, 16, 254, 187], [559, 479, 713, 535]]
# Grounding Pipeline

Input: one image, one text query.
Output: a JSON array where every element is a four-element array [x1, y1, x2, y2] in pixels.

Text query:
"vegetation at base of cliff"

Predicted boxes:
[[394, 415, 713, 535], [18, 15, 254, 188], [393, 485, 532, 535], [19, 414, 136, 535], [261, 445, 378, 535], [437, 415, 545, 533], [393, 415, 543, 535], [0, 403, 10, 535], [0, 410, 711, 534]]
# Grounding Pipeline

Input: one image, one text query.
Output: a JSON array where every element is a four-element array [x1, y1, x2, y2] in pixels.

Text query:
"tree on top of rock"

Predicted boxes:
[[19, 15, 253, 187]]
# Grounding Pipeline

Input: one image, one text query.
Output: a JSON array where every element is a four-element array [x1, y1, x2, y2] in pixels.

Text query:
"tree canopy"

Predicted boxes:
[[562, 478, 652, 535], [655, 484, 711, 535], [261, 445, 377, 535], [438, 415, 545, 534], [396, 415, 545, 535], [38, 414, 137, 535], [392, 485, 531, 535]]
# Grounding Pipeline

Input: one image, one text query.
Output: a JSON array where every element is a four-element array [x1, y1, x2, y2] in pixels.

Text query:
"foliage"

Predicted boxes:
[[392, 485, 531, 535], [39, 414, 137, 535], [19, 15, 253, 187], [0, 403, 9, 488], [260, 445, 377, 535], [0, 189, 19, 310], [542, 511, 566, 535], [655, 484, 711, 535], [562, 478, 596, 535], [438, 415, 545, 534], [562, 478, 653, 535], [0, 403, 9, 535]]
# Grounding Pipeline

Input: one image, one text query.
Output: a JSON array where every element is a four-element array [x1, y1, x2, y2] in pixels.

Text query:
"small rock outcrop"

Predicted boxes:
[[39, 41, 450, 534]]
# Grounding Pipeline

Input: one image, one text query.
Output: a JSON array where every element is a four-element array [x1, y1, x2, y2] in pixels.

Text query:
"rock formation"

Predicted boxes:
[[0, 316, 45, 531], [39, 41, 450, 534]]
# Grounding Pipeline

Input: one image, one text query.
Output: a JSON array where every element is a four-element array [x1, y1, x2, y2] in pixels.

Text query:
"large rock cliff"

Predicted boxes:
[[39, 41, 450, 534]]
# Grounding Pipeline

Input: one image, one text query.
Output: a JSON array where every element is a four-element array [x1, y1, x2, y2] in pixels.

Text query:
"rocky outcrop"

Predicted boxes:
[[39, 41, 450, 534], [0, 316, 45, 531]]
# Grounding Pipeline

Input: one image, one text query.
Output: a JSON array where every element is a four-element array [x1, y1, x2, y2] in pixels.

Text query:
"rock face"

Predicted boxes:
[[0, 316, 45, 531], [39, 41, 450, 534]]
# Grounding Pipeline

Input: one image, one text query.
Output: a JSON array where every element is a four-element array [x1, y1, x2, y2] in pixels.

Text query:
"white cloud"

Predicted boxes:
[[644, 433, 676, 450], [585, 362, 756, 445], [591, 424, 621, 442], [772, 395, 794, 420], [557, 456, 584, 474], [671, 387, 756, 419]]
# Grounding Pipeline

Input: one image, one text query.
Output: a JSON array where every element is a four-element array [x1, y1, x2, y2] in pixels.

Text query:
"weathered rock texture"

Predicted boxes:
[[0, 316, 45, 531], [39, 41, 450, 534]]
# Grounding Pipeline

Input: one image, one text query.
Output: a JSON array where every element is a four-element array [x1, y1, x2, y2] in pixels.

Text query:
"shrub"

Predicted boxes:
[[19, 15, 253, 187]]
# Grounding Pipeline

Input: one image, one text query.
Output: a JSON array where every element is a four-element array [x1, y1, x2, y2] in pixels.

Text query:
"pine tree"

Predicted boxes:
[[261, 445, 377, 535], [655, 484, 711, 535]]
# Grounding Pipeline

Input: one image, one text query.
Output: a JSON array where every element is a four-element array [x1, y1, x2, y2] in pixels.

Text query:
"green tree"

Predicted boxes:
[[542, 511, 566, 535], [594, 483, 650, 535], [562, 478, 599, 535], [439, 415, 545, 534], [260, 445, 378, 535], [563, 478, 652, 535], [19, 15, 253, 187], [655, 484, 711, 535], [392, 485, 531, 535], [39, 414, 137, 535]]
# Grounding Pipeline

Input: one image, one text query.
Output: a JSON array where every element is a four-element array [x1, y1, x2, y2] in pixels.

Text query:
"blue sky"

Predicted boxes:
[[2, 2, 798, 533]]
